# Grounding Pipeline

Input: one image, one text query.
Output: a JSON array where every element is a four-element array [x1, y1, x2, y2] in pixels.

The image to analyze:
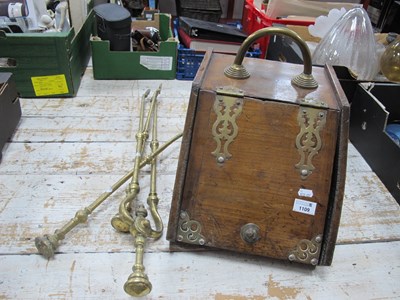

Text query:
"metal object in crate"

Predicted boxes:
[[176, 0, 222, 22]]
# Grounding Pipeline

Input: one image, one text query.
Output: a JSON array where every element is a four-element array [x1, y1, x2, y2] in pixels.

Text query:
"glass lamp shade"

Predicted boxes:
[[312, 7, 378, 80]]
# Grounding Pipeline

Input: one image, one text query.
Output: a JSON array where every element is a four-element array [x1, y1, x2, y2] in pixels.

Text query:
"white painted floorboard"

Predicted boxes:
[[0, 68, 399, 299]]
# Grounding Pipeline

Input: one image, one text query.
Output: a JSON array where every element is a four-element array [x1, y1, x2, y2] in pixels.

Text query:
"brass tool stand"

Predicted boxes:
[[35, 86, 182, 297]]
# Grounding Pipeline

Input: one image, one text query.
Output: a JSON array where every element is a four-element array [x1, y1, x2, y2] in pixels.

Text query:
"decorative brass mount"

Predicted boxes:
[[224, 27, 318, 89], [295, 106, 327, 179], [177, 211, 206, 246], [288, 234, 323, 265], [211, 86, 244, 164]]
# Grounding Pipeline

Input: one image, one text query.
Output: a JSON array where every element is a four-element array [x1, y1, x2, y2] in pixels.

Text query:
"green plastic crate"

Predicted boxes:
[[91, 13, 177, 80], [0, 10, 95, 98]]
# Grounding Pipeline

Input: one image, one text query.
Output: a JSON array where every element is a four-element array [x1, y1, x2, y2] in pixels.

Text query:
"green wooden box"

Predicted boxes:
[[0, 10, 95, 98], [91, 13, 177, 80]]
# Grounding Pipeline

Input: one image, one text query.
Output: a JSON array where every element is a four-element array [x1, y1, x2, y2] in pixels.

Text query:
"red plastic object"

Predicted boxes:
[[241, 0, 315, 57]]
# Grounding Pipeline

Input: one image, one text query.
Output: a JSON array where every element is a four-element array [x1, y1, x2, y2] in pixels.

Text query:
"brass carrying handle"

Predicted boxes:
[[224, 27, 318, 89]]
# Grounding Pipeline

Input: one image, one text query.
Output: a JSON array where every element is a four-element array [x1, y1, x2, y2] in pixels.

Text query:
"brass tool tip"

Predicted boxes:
[[35, 235, 57, 259], [143, 89, 150, 97], [111, 214, 131, 233], [124, 275, 152, 297]]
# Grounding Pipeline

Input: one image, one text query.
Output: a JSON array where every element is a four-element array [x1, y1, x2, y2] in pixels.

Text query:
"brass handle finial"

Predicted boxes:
[[224, 27, 318, 89], [124, 234, 152, 297]]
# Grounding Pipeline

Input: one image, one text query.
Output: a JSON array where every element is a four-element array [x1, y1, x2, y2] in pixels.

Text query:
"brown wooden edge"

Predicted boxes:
[[319, 64, 351, 265], [166, 49, 215, 242]]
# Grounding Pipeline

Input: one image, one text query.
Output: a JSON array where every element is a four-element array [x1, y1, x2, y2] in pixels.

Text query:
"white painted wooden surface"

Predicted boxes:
[[0, 68, 399, 299]]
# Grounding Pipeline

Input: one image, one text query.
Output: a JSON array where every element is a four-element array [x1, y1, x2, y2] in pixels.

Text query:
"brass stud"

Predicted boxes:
[[315, 235, 322, 243]]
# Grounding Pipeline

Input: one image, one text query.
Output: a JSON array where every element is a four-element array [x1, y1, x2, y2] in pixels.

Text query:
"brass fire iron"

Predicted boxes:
[[35, 86, 182, 297]]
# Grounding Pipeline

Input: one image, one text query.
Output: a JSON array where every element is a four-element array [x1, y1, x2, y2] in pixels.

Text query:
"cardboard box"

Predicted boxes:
[[91, 13, 177, 80], [0, 9, 95, 98]]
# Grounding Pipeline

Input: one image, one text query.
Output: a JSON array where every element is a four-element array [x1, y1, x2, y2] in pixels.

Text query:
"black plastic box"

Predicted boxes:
[[0, 73, 21, 163], [349, 83, 400, 204]]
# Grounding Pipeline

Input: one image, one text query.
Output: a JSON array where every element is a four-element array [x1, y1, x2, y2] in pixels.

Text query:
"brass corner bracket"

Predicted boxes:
[[176, 211, 206, 246], [288, 234, 323, 265]]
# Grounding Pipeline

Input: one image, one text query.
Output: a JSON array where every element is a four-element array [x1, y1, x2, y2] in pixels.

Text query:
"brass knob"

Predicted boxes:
[[35, 234, 58, 259], [240, 223, 260, 244]]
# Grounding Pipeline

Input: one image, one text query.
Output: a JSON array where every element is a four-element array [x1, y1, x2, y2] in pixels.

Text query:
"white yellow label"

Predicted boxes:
[[298, 188, 313, 198], [140, 56, 173, 71], [293, 198, 317, 216], [31, 74, 69, 96]]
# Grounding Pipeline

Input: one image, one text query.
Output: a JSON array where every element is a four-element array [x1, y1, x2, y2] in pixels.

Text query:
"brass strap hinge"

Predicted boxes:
[[295, 98, 328, 179], [211, 86, 244, 164]]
